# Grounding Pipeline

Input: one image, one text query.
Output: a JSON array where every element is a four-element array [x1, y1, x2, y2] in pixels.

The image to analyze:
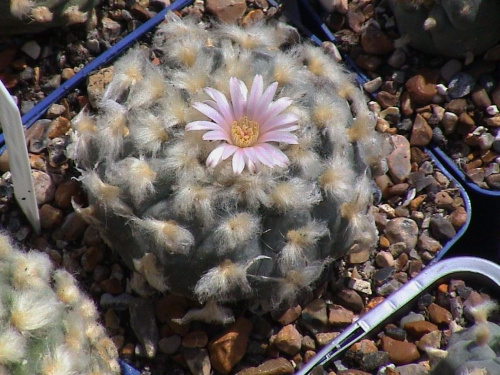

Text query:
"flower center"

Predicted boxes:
[[230, 117, 260, 148]]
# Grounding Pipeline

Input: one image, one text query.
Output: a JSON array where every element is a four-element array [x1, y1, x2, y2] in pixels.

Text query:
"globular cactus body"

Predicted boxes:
[[388, 0, 500, 57], [428, 301, 500, 375], [0, 233, 119, 375], [72, 15, 391, 309]]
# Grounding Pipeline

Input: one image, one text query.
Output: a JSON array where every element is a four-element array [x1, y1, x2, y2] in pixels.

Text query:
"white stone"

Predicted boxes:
[[21, 41, 41, 60]]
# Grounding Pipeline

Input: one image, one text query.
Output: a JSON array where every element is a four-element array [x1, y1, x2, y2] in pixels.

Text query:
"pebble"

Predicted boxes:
[[39, 204, 63, 229], [429, 214, 456, 241], [417, 232, 442, 253], [403, 321, 438, 338], [387, 135, 411, 183], [32, 170, 56, 205], [380, 336, 420, 365], [405, 70, 438, 105], [410, 114, 433, 146], [427, 303, 452, 325], [394, 363, 429, 375], [447, 73, 476, 99], [360, 25, 394, 55], [206, 0, 247, 23], [440, 59, 462, 83], [274, 325, 302, 356], [336, 289, 364, 313], [328, 304, 353, 326], [208, 318, 252, 374], [385, 217, 418, 251], [347, 278, 372, 295], [471, 88, 492, 109], [159, 335, 182, 355], [236, 358, 294, 375], [363, 77, 383, 93], [55, 212, 88, 242], [184, 348, 211, 375], [485, 173, 500, 189], [87, 66, 114, 108], [21, 40, 42, 60], [347, 248, 370, 264], [375, 279, 403, 296]]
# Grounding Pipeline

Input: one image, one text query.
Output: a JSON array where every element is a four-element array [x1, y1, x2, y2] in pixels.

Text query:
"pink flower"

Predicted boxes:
[[186, 75, 299, 174]]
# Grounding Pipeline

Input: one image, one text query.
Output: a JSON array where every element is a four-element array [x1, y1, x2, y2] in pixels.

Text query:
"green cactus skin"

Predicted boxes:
[[0, 0, 98, 35], [71, 15, 391, 310], [387, 0, 500, 57], [0, 233, 119, 375]]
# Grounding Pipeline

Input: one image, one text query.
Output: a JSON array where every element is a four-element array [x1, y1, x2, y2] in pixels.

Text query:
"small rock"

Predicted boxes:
[[347, 278, 372, 295], [129, 299, 159, 358], [485, 173, 500, 189], [387, 48, 406, 68], [410, 114, 433, 147], [440, 59, 462, 83], [380, 336, 420, 365], [373, 266, 395, 286], [405, 70, 438, 105], [445, 98, 468, 115], [387, 135, 411, 183], [183, 348, 211, 375], [363, 77, 383, 93], [159, 335, 182, 355], [315, 332, 339, 347], [429, 215, 457, 241], [375, 251, 395, 267], [21, 40, 41, 60], [273, 304, 302, 326], [236, 358, 294, 375], [46, 104, 66, 119], [206, 0, 247, 23], [385, 217, 418, 251], [347, 248, 370, 264], [427, 303, 452, 325], [400, 312, 425, 329], [394, 363, 429, 375], [208, 318, 252, 374], [102, 16, 122, 41], [81, 246, 105, 272], [336, 289, 364, 313], [328, 304, 353, 326], [360, 25, 394, 55], [417, 330, 442, 352], [55, 179, 83, 209], [376, 90, 397, 108], [274, 324, 302, 356], [182, 331, 209, 348], [47, 116, 70, 138], [39, 204, 63, 229], [448, 73, 476, 99], [301, 299, 328, 334], [55, 212, 88, 242], [442, 111, 459, 135], [471, 88, 492, 109], [404, 321, 438, 338], [417, 232, 442, 253], [87, 66, 114, 108], [61, 68, 75, 81], [449, 206, 468, 229], [32, 170, 56, 205]]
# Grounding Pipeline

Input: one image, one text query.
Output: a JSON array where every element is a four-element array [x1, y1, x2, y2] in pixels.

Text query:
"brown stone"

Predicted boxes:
[[484, 115, 500, 127], [449, 206, 468, 229], [315, 332, 340, 347], [100, 278, 123, 295], [81, 246, 105, 272], [471, 88, 492, 109], [328, 304, 354, 326], [241, 9, 264, 27], [376, 90, 398, 108], [410, 114, 433, 147], [154, 295, 189, 336], [404, 321, 438, 338], [417, 232, 442, 253], [387, 135, 411, 183], [349, 339, 378, 354], [427, 303, 452, 325], [274, 324, 302, 356], [360, 25, 394, 55], [208, 318, 252, 374], [274, 304, 302, 326], [87, 66, 114, 108], [236, 358, 294, 375], [182, 331, 209, 348], [336, 289, 364, 313], [445, 99, 468, 115], [206, 0, 247, 23], [417, 330, 442, 352], [380, 336, 420, 365], [347, 248, 370, 264], [39, 204, 63, 229], [55, 179, 83, 209], [405, 70, 438, 105]]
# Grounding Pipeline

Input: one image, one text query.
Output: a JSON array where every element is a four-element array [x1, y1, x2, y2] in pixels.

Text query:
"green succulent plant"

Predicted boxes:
[[387, 0, 500, 57], [71, 14, 391, 311], [0, 232, 119, 375]]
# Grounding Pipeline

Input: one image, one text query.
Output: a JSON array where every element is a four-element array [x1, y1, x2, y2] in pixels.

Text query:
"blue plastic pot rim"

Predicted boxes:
[[429, 143, 500, 197]]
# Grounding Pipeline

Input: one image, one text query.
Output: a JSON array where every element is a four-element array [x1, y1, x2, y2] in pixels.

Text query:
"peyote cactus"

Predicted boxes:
[[0, 0, 98, 35], [71, 14, 391, 310], [387, 0, 500, 57], [0, 232, 119, 374], [428, 300, 500, 375]]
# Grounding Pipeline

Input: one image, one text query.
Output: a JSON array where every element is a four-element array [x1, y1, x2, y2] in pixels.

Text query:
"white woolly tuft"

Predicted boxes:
[[0, 326, 27, 364], [63, 311, 87, 351], [10, 0, 33, 19], [81, 171, 131, 215], [286, 133, 322, 180], [474, 323, 490, 346], [10, 289, 62, 333], [95, 337, 119, 366], [40, 345, 76, 375], [194, 259, 252, 302], [272, 52, 303, 86], [63, 5, 88, 24], [74, 298, 99, 322], [96, 100, 129, 161], [69, 108, 97, 165], [215, 41, 253, 82], [133, 253, 169, 292], [217, 22, 287, 50], [0, 233, 14, 260], [172, 183, 217, 225], [11, 250, 53, 290], [127, 66, 166, 109], [107, 157, 157, 205], [214, 213, 261, 253], [129, 111, 171, 155], [164, 141, 206, 183], [132, 218, 194, 254], [270, 178, 321, 212], [278, 221, 329, 272], [31, 6, 53, 23], [273, 262, 326, 307], [166, 38, 204, 67], [172, 299, 235, 325], [225, 172, 273, 210], [103, 49, 145, 102], [171, 61, 210, 93], [467, 299, 497, 324], [85, 321, 106, 344], [53, 269, 82, 307], [319, 157, 356, 203], [426, 347, 449, 361]]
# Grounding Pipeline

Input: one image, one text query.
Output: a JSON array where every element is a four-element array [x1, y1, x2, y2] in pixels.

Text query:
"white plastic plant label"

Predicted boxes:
[[0, 81, 41, 234]]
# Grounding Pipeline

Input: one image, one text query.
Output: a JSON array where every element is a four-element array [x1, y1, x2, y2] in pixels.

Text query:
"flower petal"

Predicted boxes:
[[256, 143, 290, 167], [186, 120, 225, 131], [253, 82, 278, 123], [206, 144, 226, 167], [232, 149, 245, 174], [246, 75, 264, 119], [261, 97, 293, 120], [260, 113, 299, 133], [192, 102, 226, 126], [252, 145, 275, 167], [229, 77, 246, 120], [204, 87, 234, 124], [221, 144, 238, 160], [202, 130, 232, 142], [258, 131, 298, 144]]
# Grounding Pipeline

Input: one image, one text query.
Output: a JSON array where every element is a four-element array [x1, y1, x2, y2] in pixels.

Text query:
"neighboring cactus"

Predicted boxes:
[[0, 0, 98, 35], [0, 232, 120, 374], [387, 0, 500, 57], [427, 301, 500, 375], [71, 15, 391, 310]]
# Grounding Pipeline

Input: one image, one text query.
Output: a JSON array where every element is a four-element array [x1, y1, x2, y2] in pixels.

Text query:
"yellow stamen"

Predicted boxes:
[[230, 117, 260, 147]]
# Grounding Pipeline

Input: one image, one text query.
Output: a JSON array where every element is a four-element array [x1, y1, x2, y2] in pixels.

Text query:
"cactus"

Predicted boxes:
[[387, 0, 500, 57], [0, 232, 120, 375], [427, 300, 500, 375], [70, 15, 391, 310], [0, 0, 98, 35]]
